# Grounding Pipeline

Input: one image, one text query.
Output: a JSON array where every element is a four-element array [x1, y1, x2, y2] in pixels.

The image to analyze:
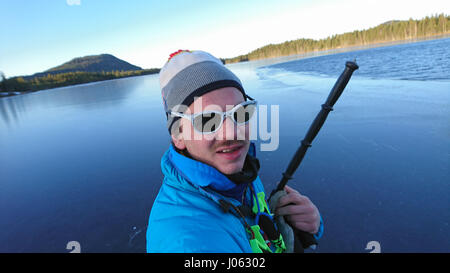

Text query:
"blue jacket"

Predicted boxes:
[[146, 144, 323, 253]]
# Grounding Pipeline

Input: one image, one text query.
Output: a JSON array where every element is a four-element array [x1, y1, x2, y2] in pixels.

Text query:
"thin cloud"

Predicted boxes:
[[66, 0, 81, 6]]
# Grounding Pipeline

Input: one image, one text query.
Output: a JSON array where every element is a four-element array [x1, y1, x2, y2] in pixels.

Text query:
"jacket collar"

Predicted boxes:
[[165, 144, 237, 191]]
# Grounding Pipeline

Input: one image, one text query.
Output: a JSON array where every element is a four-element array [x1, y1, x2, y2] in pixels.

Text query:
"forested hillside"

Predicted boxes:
[[224, 14, 449, 63]]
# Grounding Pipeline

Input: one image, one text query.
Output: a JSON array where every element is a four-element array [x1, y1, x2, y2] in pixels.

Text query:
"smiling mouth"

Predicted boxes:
[[216, 143, 245, 153], [217, 146, 242, 153], [215, 144, 246, 161]]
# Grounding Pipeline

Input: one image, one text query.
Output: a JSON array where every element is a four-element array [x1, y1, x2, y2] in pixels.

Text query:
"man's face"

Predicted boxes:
[[172, 87, 250, 175]]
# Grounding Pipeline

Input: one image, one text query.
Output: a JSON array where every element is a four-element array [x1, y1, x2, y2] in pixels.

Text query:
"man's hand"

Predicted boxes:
[[274, 185, 320, 234]]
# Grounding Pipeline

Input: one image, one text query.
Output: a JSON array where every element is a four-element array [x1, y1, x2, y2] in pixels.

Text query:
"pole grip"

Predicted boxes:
[[324, 61, 359, 107], [294, 229, 317, 251]]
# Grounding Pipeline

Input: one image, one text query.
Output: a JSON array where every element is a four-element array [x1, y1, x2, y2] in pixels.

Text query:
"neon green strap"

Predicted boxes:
[[252, 191, 271, 214], [247, 191, 286, 253], [272, 234, 286, 253], [248, 225, 272, 253]]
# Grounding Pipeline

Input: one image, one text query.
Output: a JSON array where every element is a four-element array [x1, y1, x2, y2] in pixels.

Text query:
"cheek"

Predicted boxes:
[[184, 137, 216, 159], [181, 120, 216, 142], [180, 120, 195, 141], [237, 124, 250, 140]]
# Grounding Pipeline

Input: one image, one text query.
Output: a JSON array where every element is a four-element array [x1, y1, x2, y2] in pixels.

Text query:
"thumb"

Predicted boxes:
[[284, 185, 299, 195]]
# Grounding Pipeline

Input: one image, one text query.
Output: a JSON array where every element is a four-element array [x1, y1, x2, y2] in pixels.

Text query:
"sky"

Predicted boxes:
[[1, 0, 449, 77]]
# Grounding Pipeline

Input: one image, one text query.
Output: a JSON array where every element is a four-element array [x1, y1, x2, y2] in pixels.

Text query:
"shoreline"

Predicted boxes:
[[225, 34, 450, 67], [0, 71, 159, 98], [2, 35, 449, 99]]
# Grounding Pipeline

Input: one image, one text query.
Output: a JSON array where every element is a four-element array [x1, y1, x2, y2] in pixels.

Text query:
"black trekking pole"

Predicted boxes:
[[269, 61, 359, 251]]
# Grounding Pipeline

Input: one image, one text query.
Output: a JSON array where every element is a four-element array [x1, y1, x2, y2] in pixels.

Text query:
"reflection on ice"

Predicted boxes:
[[0, 75, 157, 128]]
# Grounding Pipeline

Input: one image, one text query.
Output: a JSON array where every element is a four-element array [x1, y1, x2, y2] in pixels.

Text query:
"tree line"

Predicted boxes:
[[223, 14, 449, 63], [0, 69, 160, 93], [1, 14, 448, 93]]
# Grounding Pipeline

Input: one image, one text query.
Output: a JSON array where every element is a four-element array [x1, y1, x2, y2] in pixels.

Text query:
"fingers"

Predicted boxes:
[[277, 189, 310, 208], [290, 220, 319, 234], [276, 203, 312, 216], [281, 210, 320, 234], [274, 185, 320, 234], [284, 185, 297, 194]]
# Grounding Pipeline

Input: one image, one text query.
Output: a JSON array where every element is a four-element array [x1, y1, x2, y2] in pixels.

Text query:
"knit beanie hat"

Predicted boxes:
[[159, 50, 249, 133]]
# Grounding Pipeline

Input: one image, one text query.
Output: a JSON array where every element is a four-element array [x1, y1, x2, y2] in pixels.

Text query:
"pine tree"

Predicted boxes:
[[0, 72, 6, 92]]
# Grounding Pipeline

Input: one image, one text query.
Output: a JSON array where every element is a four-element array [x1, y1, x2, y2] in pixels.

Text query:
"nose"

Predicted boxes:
[[218, 116, 237, 141], [223, 116, 236, 141], [217, 115, 249, 141]]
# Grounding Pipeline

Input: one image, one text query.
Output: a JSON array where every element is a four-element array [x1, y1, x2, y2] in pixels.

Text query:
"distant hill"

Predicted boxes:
[[1, 54, 159, 94], [29, 54, 142, 78]]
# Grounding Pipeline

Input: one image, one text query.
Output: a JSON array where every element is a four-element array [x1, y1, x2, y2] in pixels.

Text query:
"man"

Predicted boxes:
[[146, 50, 323, 253]]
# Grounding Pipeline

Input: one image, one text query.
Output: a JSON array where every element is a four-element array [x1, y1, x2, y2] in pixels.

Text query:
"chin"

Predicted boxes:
[[217, 159, 246, 175], [215, 145, 249, 175]]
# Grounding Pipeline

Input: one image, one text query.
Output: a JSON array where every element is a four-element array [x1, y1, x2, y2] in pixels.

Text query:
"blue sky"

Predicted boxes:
[[1, 0, 449, 77]]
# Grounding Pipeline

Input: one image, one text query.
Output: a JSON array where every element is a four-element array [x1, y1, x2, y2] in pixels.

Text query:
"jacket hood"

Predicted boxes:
[[162, 144, 237, 191]]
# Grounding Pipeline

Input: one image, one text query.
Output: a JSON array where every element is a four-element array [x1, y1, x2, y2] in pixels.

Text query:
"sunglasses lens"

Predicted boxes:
[[193, 112, 222, 133], [233, 103, 256, 124], [190, 102, 256, 133]]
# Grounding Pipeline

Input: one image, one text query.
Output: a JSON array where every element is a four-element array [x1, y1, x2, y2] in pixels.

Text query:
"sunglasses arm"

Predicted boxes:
[[167, 111, 192, 120]]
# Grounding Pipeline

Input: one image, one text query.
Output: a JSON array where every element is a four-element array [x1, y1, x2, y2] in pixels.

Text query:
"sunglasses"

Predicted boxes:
[[168, 100, 258, 134]]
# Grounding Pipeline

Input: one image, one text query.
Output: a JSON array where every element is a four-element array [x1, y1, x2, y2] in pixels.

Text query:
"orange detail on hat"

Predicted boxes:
[[168, 50, 191, 62]]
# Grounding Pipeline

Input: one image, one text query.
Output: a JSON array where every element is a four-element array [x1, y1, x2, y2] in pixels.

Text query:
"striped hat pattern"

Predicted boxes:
[[159, 50, 247, 133]]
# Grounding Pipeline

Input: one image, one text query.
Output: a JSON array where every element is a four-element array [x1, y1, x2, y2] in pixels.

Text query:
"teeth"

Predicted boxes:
[[219, 147, 239, 153]]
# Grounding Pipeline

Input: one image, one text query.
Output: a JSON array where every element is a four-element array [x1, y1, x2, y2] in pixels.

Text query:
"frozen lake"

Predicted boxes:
[[1, 38, 449, 252]]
